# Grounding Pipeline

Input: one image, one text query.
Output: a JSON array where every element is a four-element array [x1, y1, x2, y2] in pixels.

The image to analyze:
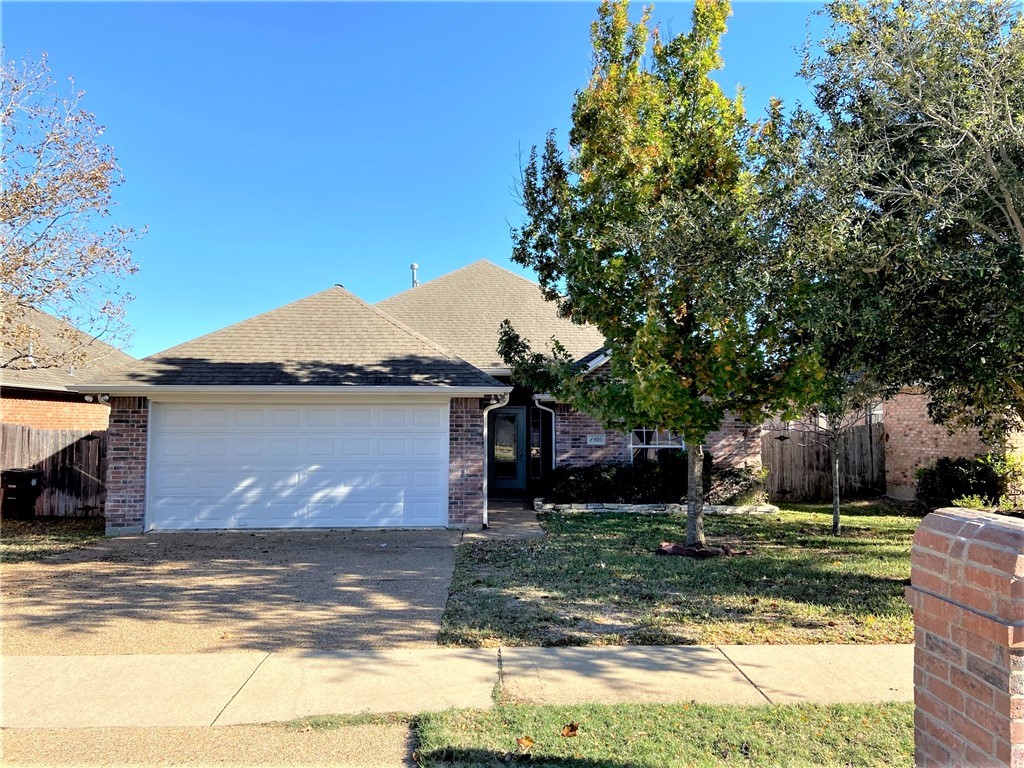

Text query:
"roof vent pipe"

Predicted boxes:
[[410, 263, 420, 288]]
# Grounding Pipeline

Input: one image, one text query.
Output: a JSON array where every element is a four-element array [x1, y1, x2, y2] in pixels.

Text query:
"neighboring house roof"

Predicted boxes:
[[378, 260, 606, 371], [81, 285, 506, 391], [1, 306, 136, 393]]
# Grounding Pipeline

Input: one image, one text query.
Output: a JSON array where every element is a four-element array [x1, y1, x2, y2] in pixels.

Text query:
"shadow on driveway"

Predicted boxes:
[[1, 529, 461, 655]]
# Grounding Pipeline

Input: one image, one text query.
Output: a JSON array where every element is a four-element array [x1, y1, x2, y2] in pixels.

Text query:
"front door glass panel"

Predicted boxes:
[[494, 413, 518, 480]]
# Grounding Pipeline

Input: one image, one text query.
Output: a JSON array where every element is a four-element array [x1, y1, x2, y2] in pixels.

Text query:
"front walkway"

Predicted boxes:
[[464, 499, 546, 540], [1, 644, 913, 729]]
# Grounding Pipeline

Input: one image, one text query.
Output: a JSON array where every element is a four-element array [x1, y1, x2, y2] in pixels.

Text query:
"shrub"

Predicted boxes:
[[707, 467, 768, 506], [915, 456, 1001, 508], [547, 450, 712, 504], [951, 494, 994, 510]]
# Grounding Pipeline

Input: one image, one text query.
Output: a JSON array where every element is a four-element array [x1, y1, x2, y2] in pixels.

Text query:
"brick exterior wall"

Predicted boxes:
[[553, 404, 632, 466], [449, 398, 484, 529], [706, 415, 762, 470], [105, 397, 148, 535], [906, 509, 1024, 768], [1, 393, 111, 431], [883, 389, 989, 500], [552, 405, 760, 470]]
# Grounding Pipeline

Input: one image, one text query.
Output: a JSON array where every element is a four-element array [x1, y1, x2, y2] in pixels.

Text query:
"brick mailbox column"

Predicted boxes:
[[906, 509, 1024, 767]]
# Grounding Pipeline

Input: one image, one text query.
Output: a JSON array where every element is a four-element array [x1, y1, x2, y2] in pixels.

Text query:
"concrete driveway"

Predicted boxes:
[[0, 529, 461, 655]]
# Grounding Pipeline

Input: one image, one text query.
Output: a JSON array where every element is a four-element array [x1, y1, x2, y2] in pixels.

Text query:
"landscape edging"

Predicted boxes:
[[532, 499, 778, 515]]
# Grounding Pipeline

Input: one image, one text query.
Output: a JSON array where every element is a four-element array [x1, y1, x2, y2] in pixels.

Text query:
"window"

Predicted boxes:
[[630, 428, 685, 462]]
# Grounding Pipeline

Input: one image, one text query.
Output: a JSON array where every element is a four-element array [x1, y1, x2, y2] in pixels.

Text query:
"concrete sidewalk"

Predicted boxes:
[[0, 644, 912, 729]]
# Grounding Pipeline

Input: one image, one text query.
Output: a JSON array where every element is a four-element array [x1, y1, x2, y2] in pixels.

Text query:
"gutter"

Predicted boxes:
[[66, 384, 513, 398], [480, 392, 511, 528]]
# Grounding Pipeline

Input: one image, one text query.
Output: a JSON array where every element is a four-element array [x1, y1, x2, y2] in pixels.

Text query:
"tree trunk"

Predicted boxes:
[[685, 443, 707, 547], [831, 432, 842, 536]]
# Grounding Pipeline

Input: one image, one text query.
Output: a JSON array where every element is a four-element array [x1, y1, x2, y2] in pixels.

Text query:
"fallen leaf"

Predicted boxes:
[[516, 735, 535, 751], [300, 725, 312, 733], [561, 722, 579, 738]]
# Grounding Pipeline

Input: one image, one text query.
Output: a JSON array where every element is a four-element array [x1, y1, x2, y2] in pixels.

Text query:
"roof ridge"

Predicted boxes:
[[332, 285, 503, 387], [378, 259, 542, 305]]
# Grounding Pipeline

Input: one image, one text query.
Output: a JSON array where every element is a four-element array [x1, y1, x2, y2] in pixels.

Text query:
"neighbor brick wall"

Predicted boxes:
[[554, 405, 631, 466], [706, 415, 762, 470], [1, 393, 111, 431], [105, 397, 148, 534], [449, 398, 484, 529], [883, 389, 989, 500], [906, 509, 1024, 767]]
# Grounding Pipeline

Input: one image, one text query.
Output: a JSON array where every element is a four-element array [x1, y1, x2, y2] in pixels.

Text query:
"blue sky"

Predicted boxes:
[[4, 1, 822, 357]]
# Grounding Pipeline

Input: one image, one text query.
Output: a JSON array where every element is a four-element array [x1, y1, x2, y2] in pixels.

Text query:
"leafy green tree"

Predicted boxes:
[[501, 0, 822, 548], [801, 0, 1024, 440]]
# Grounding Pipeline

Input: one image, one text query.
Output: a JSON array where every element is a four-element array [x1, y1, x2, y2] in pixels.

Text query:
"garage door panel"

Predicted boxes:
[[413, 438, 443, 457], [405, 500, 446, 526], [307, 498, 403, 520], [307, 438, 336, 456], [271, 408, 301, 427], [149, 403, 449, 530], [412, 470, 444, 489], [342, 438, 372, 456], [342, 409, 372, 427]]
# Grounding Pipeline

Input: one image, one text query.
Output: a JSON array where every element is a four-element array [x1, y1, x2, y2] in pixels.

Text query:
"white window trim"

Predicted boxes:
[[629, 428, 686, 451]]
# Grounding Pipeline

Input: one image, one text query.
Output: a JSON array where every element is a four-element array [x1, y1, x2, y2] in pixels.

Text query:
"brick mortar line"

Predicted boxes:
[[908, 584, 1024, 628]]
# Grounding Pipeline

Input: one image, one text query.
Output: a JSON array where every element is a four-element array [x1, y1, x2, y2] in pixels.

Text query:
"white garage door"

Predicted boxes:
[[148, 403, 449, 530]]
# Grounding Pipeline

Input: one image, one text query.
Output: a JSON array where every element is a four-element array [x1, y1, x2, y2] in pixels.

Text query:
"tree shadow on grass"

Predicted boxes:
[[442, 511, 914, 646], [415, 748, 648, 767]]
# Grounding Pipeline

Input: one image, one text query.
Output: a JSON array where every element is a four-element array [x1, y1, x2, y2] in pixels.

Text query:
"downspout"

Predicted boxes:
[[532, 394, 557, 471], [481, 392, 511, 528]]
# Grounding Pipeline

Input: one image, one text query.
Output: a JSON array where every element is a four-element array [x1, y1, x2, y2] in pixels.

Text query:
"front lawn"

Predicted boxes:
[[0, 516, 106, 563], [414, 701, 915, 767], [440, 502, 916, 646]]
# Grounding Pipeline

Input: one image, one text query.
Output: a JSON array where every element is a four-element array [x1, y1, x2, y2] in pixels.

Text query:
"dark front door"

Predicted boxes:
[[490, 407, 526, 492]]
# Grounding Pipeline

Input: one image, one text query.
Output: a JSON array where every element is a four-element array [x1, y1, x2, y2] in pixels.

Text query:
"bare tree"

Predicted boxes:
[[766, 377, 885, 536], [1, 52, 141, 371]]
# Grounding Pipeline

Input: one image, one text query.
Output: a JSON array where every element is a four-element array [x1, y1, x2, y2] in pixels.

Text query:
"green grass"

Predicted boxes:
[[283, 711, 415, 730], [440, 502, 916, 647], [414, 701, 915, 767], [0, 516, 106, 563]]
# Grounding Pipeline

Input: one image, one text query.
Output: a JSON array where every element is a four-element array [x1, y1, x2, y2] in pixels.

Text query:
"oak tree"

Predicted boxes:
[[801, 0, 1024, 440]]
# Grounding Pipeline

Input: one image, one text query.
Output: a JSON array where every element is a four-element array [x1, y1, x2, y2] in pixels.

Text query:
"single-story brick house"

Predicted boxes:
[[76, 260, 758, 534], [879, 388, 1024, 500], [2, 306, 135, 431]]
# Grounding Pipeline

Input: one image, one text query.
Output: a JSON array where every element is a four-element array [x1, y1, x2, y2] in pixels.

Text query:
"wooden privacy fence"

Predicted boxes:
[[0, 424, 107, 516], [761, 424, 886, 502]]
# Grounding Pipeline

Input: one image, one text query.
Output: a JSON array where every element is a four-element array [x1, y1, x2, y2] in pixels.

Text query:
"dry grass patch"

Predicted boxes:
[[0, 516, 105, 563]]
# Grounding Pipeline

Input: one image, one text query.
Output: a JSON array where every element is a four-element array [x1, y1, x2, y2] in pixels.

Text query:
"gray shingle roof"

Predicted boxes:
[[87, 286, 503, 389], [1, 306, 136, 392], [378, 260, 606, 370]]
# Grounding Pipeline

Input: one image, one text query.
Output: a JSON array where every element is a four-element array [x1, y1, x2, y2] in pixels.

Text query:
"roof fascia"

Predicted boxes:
[[65, 384, 513, 402]]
